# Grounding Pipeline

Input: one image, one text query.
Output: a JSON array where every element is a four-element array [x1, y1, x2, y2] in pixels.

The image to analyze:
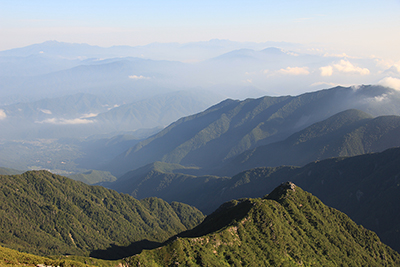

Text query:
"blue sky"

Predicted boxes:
[[1, 0, 399, 60]]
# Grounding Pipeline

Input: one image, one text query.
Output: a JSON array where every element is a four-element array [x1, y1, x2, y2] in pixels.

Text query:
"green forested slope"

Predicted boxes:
[[0, 170, 204, 257], [106, 85, 400, 176], [225, 109, 400, 175], [128, 182, 400, 266], [108, 148, 400, 252], [108, 161, 229, 210]]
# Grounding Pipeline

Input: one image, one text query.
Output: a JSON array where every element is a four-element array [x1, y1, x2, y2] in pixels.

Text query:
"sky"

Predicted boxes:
[[1, 0, 400, 61]]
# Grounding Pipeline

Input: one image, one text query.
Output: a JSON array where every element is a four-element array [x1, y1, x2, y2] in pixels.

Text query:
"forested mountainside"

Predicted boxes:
[[222, 109, 400, 175], [0, 171, 204, 258], [106, 85, 400, 176], [128, 182, 400, 266], [107, 147, 400, 252]]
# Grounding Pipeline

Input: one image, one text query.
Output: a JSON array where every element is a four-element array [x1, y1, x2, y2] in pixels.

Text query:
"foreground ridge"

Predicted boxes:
[[127, 182, 400, 266], [0, 170, 204, 258]]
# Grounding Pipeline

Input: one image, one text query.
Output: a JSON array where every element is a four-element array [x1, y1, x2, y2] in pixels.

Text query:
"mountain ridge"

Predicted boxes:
[[0, 170, 204, 257], [106, 85, 400, 176], [222, 108, 400, 175], [127, 182, 400, 266]]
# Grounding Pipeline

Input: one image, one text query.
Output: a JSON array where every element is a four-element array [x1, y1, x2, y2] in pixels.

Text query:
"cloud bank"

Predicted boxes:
[[378, 77, 400, 91], [334, 60, 370, 75], [320, 60, 370, 76]]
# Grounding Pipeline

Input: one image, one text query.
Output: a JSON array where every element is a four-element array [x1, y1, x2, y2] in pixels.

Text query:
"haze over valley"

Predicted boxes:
[[1, 0, 400, 266]]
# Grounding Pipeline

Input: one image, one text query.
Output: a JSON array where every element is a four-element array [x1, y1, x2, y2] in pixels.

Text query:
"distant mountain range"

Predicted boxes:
[[106, 85, 400, 176], [0, 170, 204, 258], [0, 90, 222, 140], [127, 182, 400, 266], [2, 40, 398, 106], [0, 40, 302, 62]]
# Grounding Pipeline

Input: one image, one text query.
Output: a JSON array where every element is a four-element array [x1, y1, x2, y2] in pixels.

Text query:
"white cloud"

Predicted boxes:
[[378, 77, 400, 90], [39, 109, 52, 115], [276, 67, 310, 75], [0, 109, 6, 120], [351, 85, 362, 91], [374, 94, 389, 102], [36, 117, 95, 125], [319, 66, 333, 77], [129, 75, 150, 80], [334, 60, 370, 75], [80, 113, 98, 118], [395, 64, 400, 73]]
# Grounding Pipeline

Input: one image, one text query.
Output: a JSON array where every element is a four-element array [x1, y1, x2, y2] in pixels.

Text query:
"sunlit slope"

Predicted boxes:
[[107, 147, 400, 252], [0, 171, 204, 257], [128, 182, 400, 266], [225, 109, 400, 175], [107, 85, 400, 176]]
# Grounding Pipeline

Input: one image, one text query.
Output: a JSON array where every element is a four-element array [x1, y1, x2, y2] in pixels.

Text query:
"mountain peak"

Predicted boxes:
[[279, 181, 296, 191], [128, 183, 400, 266], [265, 181, 296, 200]]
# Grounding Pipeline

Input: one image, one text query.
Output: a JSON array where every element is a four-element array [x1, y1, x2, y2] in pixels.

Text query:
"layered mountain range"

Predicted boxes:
[[2, 41, 400, 265], [106, 85, 400, 176], [1, 171, 399, 266], [105, 146, 400, 252]]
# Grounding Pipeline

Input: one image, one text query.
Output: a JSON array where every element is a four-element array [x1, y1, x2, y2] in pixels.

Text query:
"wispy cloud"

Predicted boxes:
[[36, 118, 94, 125], [334, 60, 370, 75], [39, 109, 52, 115], [373, 94, 389, 102], [276, 67, 310, 75], [0, 109, 6, 120], [378, 77, 400, 91], [129, 75, 150, 80], [80, 113, 98, 118]]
